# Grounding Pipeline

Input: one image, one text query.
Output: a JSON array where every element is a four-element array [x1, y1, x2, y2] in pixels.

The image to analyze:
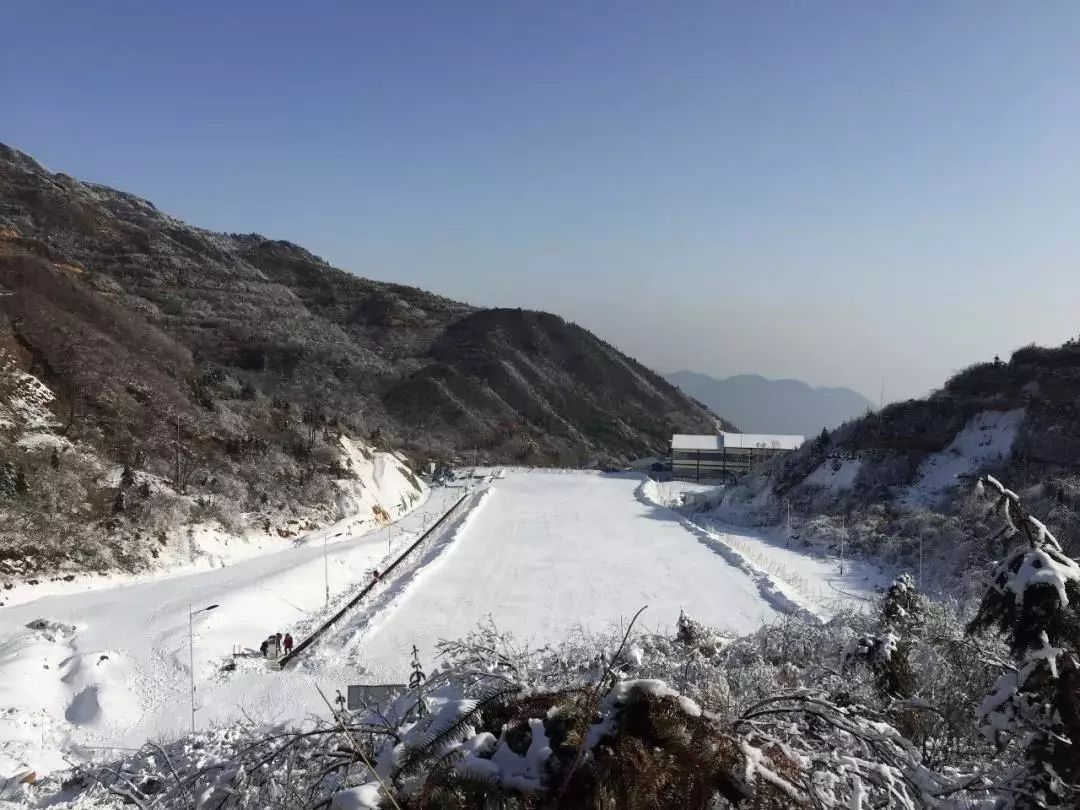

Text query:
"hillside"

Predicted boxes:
[[0, 143, 719, 578], [717, 342, 1080, 588], [666, 370, 873, 436]]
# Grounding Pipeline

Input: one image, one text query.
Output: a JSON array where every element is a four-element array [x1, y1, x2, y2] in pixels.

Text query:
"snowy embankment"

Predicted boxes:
[[0, 436, 429, 608], [0, 443, 438, 781], [639, 480, 884, 622]]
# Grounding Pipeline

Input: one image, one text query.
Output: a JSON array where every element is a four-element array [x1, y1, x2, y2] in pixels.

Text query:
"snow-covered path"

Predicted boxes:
[[0, 487, 463, 778], [346, 470, 780, 680]]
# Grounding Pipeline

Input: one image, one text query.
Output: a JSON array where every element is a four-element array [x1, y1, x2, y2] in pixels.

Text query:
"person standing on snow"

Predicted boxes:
[[283, 633, 294, 655]]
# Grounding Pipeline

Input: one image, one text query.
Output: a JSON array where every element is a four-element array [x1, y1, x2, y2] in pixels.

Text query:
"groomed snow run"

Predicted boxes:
[[345, 470, 780, 680]]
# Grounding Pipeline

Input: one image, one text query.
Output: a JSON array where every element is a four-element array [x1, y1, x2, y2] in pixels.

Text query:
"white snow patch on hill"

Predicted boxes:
[[0, 351, 57, 432], [336, 436, 428, 526], [805, 457, 861, 491], [901, 409, 1025, 507]]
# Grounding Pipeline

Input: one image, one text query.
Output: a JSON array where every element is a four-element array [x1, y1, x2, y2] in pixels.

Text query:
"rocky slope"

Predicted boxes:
[[0, 142, 719, 578], [716, 342, 1080, 589]]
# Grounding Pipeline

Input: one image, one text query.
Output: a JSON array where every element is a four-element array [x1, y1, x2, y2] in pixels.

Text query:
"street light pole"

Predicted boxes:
[[189, 603, 219, 734], [324, 535, 329, 608]]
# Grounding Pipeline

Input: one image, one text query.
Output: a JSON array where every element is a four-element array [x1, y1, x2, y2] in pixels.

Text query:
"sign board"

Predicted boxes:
[[347, 684, 407, 712]]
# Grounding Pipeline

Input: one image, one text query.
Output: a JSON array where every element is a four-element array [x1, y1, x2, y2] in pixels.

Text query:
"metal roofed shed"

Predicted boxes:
[[670, 432, 805, 482]]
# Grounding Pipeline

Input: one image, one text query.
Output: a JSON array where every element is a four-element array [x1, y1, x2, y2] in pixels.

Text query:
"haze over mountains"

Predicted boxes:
[[666, 370, 874, 437]]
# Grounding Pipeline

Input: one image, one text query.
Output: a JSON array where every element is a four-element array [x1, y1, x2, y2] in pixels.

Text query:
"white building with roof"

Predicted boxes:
[[670, 432, 804, 482]]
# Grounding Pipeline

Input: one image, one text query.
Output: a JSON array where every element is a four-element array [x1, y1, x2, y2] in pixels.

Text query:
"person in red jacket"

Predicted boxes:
[[283, 633, 294, 655]]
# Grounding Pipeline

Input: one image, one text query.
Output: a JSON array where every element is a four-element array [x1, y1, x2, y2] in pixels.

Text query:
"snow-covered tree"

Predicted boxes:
[[843, 573, 924, 700], [967, 475, 1080, 807]]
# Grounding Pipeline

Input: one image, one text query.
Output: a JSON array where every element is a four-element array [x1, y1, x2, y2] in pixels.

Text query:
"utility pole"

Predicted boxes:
[[918, 535, 924, 590], [323, 535, 329, 608], [189, 603, 219, 734], [839, 515, 846, 576], [174, 414, 182, 492]]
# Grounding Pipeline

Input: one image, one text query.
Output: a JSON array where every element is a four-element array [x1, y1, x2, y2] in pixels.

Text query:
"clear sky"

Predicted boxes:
[[4, 1, 1079, 401]]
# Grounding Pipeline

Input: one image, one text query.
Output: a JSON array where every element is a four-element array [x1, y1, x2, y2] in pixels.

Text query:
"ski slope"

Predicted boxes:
[[341, 470, 781, 680]]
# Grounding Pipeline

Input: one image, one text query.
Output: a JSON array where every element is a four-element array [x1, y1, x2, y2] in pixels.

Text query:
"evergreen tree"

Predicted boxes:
[[842, 573, 923, 699], [112, 489, 126, 515], [120, 464, 136, 489], [50, 448, 60, 470], [14, 466, 28, 496], [0, 462, 17, 498], [815, 427, 830, 450], [967, 475, 1080, 807]]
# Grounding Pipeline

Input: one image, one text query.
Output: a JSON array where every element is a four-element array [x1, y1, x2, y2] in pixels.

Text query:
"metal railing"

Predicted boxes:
[[277, 488, 476, 668]]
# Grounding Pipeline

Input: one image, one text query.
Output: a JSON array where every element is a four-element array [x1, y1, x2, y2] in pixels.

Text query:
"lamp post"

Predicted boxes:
[[189, 603, 219, 734]]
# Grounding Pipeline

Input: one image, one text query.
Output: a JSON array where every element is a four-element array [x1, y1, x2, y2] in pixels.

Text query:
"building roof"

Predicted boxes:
[[671, 432, 805, 451]]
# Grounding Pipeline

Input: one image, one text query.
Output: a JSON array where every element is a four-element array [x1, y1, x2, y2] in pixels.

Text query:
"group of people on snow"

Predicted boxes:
[[260, 632, 294, 659]]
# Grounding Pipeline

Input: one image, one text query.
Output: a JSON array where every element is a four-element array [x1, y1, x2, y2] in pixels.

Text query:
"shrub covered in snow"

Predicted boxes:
[[966, 476, 1080, 808]]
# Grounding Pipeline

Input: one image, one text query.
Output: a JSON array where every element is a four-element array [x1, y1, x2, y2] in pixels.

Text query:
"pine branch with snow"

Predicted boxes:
[[967, 476, 1080, 807]]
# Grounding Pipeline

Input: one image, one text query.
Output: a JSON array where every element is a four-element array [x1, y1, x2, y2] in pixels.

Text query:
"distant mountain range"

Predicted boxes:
[[665, 371, 874, 437]]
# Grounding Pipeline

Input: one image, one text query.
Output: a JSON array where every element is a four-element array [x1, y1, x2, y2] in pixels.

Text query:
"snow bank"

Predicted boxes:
[[901, 409, 1025, 507], [335, 436, 428, 529]]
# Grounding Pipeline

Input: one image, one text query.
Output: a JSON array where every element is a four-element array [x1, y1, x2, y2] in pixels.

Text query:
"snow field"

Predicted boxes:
[[0, 475, 447, 780], [349, 470, 782, 681], [0, 466, 880, 784]]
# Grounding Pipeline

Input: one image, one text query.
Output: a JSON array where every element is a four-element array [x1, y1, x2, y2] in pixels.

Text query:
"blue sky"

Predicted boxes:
[[4, 1, 1080, 399]]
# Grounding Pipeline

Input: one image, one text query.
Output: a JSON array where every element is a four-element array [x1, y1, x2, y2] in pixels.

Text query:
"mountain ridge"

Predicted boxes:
[[665, 369, 873, 437], [0, 142, 723, 578]]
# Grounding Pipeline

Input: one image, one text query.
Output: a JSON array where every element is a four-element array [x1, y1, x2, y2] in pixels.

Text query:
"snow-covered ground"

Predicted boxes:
[[0, 468, 884, 783], [338, 471, 787, 681], [639, 480, 887, 619], [0, 487, 460, 779]]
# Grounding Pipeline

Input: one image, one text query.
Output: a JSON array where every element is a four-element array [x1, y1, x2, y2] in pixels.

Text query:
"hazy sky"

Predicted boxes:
[[5, 2, 1080, 401]]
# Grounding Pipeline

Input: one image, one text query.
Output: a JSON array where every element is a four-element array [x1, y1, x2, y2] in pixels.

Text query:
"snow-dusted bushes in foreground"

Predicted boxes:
[[9, 611, 999, 808]]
